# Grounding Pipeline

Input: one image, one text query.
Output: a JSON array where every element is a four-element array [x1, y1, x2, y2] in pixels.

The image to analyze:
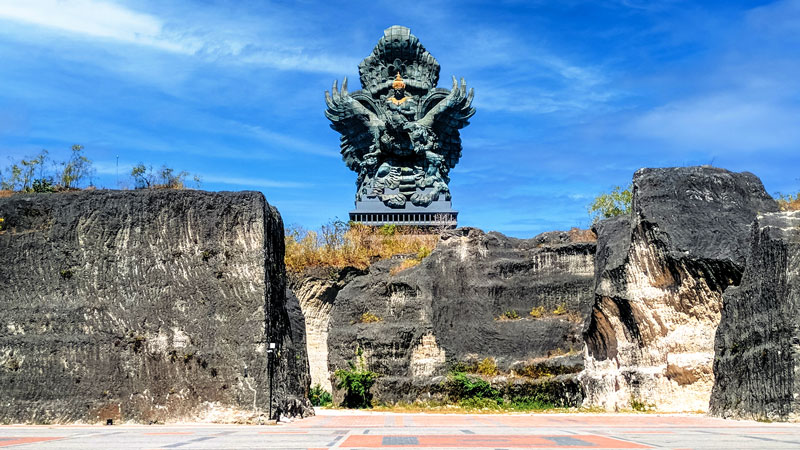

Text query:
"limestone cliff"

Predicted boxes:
[[289, 267, 364, 393], [299, 228, 595, 405], [581, 166, 778, 412], [0, 190, 312, 423], [710, 211, 800, 420]]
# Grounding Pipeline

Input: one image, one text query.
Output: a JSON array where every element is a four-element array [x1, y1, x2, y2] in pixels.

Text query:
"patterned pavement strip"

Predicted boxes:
[[3, 412, 800, 449], [0, 437, 63, 447], [341, 433, 650, 448]]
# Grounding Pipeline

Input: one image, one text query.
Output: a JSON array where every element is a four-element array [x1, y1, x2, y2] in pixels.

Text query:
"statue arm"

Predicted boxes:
[[415, 77, 476, 171]]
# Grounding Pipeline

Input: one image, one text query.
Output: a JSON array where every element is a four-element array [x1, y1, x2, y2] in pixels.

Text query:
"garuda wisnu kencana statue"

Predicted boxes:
[[325, 25, 475, 209]]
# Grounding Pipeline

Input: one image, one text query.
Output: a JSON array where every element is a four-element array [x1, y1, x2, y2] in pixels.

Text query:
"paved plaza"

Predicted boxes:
[[2, 409, 800, 449]]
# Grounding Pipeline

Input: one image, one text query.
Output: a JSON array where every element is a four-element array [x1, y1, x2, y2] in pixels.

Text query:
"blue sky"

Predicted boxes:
[[1, 0, 798, 237]]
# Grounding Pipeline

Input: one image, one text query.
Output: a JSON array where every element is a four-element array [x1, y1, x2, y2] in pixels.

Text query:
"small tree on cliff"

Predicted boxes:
[[131, 163, 193, 189], [588, 184, 632, 223], [1, 146, 92, 192], [59, 145, 93, 189]]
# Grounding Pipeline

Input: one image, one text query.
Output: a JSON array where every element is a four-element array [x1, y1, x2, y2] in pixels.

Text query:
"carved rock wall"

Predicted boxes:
[[581, 166, 778, 412], [0, 190, 312, 423], [319, 228, 596, 404], [289, 268, 364, 393], [710, 211, 800, 420]]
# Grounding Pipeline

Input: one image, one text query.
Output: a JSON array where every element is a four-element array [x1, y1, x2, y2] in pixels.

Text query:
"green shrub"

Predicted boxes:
[[552, 303, 568, 315], [444, 372, 500, 402], [334, 345, 380, 409], [588, 184, 632, 223], [630, 395, 655, 412], [497, 310, 520, 321], [509, 395, 555, 411], [309, 384, 332, 407], [335, 361, 380, 408], [32, 178, 55, 193], [442, 371, 569, 411]]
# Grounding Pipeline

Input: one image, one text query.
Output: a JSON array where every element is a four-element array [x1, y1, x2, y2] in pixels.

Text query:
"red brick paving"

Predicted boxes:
[[0, 437, 62, 447], [296, 413, 764, 429]]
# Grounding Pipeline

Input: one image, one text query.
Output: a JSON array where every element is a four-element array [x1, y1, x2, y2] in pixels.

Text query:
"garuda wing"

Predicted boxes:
[[417, 76, 475, 169], [324, 77, 385, 172]]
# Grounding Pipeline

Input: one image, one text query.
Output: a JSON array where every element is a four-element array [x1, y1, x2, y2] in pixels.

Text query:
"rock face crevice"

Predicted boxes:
[[289, 268, 365, 393], [581, 167, 778, 412], [710, 211, 800, 420], [0, 190, 312, 423], [319, 228, 596, 404]]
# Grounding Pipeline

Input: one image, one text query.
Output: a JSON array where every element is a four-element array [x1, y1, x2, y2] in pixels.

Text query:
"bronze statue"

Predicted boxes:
[[325, 26, 475, 210]]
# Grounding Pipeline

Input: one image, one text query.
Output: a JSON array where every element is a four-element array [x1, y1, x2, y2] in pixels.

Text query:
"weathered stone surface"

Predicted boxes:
[[318, 227, 595, 405], [581, 166, 778, 412], [289, 267, 365, 393], [710, 211, 800, 421], [0, 190, 312, 423]]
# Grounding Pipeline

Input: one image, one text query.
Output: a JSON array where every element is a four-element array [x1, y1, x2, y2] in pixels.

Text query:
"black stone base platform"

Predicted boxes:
[[349, 196, 457, 227]]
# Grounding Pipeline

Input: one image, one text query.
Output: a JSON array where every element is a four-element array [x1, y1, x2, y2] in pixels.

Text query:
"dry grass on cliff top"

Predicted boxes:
[[284, 221, 439, 272], [777, 193, 800, 211]]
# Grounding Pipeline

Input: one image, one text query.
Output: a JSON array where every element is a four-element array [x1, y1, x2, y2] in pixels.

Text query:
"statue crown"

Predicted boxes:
[[392, 72, 406, 90]]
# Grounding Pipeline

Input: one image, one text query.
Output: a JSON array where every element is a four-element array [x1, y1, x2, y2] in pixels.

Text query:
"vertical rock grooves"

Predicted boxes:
[[581, 167, 778, 412], [321, 227, 596, 405], [263, 203, 313, 419], [710, 211, 800, 420], [0, 190, 312, 423]]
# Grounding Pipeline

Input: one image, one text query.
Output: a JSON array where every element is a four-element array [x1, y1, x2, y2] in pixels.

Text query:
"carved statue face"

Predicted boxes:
[[392, 87, 405, 98]]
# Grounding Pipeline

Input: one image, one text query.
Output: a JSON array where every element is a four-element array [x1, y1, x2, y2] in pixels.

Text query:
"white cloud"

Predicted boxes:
[[0, 0, 354, 74], [229, 122, 339, 158], [448, 27, 614, 115], [475, 83, 615, 114], [627, 94, 800, 152], [0, 0, 185, 52], [568, 193, 591, 200], [746, 0, 800, 36]]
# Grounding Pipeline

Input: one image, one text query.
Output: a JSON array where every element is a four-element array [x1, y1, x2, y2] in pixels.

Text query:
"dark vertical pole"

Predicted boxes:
[[268, 349, 273, 420]]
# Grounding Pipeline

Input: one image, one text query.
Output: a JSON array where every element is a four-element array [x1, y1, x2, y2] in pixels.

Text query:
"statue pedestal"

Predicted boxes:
[[349, 196, 457, 227]]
